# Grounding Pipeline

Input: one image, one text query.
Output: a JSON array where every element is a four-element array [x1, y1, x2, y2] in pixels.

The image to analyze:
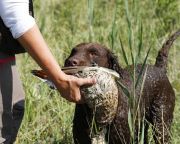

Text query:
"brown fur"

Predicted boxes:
[[64, 30, 180, 144]]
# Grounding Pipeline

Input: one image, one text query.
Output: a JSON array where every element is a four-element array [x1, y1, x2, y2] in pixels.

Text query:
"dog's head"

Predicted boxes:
[[64, 43, 123, 76]]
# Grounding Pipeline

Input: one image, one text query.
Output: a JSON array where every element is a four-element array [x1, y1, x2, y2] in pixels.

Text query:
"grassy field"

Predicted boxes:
[[15, 0, 180, 143]]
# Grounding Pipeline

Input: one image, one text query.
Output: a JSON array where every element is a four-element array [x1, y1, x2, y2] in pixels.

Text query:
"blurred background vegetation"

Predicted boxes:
[[15, 0, 179, 143]]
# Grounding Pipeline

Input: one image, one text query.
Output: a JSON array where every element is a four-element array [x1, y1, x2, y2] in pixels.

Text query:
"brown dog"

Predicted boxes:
[[64, 30, 180, 144]]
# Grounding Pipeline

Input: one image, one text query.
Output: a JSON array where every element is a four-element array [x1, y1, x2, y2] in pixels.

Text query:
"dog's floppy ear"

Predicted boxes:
[[107, 50, 123, 78]]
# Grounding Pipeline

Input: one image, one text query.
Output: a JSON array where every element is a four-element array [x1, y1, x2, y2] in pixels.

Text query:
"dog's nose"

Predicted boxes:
[[65, 59, 79, 66], [71, 59, 78, 66]]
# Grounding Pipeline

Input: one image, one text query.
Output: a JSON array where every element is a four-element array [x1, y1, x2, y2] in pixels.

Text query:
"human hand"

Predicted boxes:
[[54, 73, 96, 103]]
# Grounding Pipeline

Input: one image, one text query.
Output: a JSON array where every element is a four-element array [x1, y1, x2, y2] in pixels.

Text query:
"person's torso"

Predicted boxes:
[[0, 0, 34, 58]]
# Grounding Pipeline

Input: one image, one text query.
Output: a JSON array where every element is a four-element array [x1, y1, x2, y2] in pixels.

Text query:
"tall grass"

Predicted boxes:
[[117, 1, 152, 143], [16, 0, 179, 143]]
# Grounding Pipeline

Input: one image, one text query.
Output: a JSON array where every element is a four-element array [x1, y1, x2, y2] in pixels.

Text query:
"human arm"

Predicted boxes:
[[0, 0, 95, 103], [17, 24, 96, 103]]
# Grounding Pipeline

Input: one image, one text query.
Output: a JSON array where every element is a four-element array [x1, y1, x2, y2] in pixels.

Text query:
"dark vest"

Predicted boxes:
[[0, 0, 34, 55]]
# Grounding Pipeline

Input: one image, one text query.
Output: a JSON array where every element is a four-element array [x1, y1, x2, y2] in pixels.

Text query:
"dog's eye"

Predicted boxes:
[[88, 48, 99, 56], [90, 51, 98, 56]]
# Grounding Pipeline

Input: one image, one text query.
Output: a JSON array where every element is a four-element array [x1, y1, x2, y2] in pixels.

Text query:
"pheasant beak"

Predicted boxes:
[[31, 70, 48, 79]]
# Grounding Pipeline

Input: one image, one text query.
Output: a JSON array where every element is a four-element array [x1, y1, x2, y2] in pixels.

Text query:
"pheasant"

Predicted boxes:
[[32, 66, 120, 144]]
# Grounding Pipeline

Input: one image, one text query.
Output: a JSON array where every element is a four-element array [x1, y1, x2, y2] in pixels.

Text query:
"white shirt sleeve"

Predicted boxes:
[[0, 0, 35, 39]]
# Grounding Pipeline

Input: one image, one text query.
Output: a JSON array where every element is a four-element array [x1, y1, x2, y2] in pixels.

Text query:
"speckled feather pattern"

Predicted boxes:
[[74, 67, 119, 127]]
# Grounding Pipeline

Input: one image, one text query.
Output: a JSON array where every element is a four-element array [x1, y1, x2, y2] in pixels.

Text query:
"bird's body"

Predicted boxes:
[[32, 66, 120, 143]]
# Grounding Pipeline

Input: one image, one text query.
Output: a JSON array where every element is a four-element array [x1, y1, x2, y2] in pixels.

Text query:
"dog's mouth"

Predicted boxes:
[[91, 62, 98, 67], [64, 60, 98, 67]]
